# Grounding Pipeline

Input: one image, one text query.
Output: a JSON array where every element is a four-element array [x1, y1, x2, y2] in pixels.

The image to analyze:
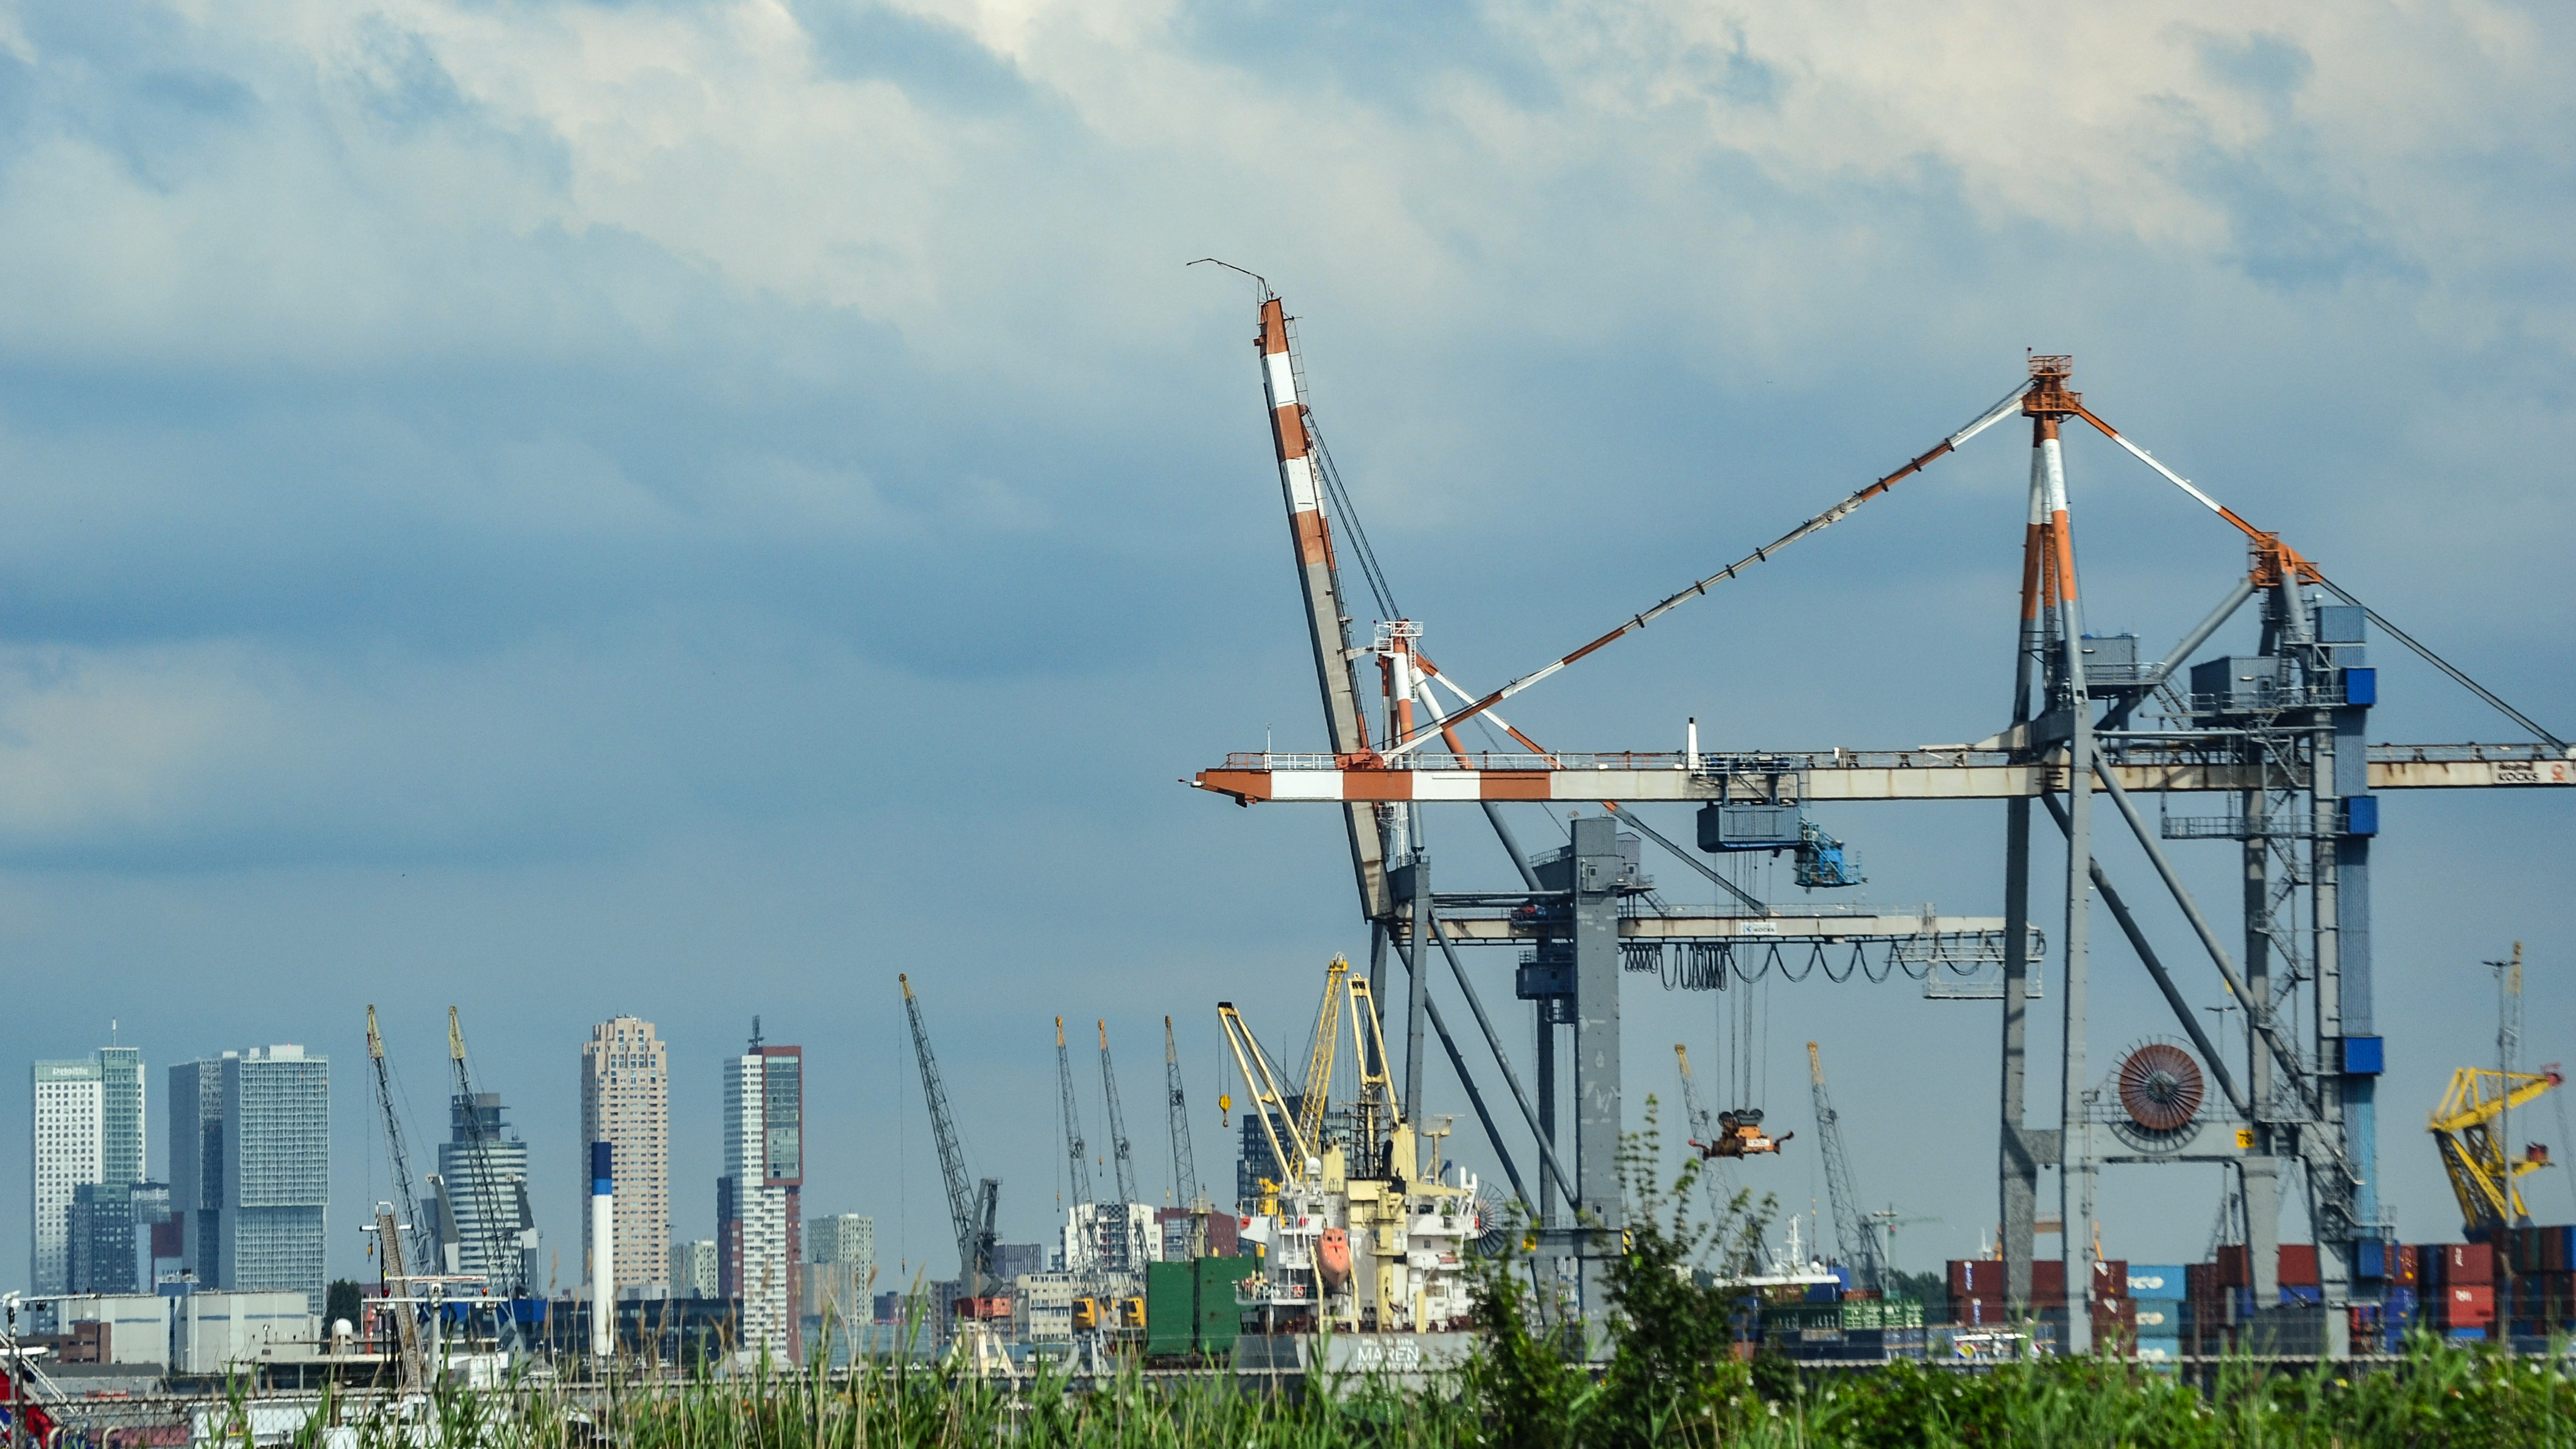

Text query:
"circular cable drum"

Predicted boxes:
[[2117, 1042, 2206, 1134]]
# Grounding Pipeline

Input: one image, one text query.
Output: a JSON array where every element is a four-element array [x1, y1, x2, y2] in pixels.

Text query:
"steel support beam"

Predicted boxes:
[[1427, 917, 1575, 1208], [1571, 816, 1623, 1315]]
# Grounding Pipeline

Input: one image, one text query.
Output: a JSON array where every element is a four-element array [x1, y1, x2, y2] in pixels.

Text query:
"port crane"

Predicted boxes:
[[900, 975, 1000, 1299], [2429, 1066, 2563, 1236], [1165, 1017, 1201, 1210], [1055, 1018, 1094, 1208], [1806, 1042, 1885, 1293], [445, 1008, 529, 1302], [364, 1007, 428, 1385], [1188, 284, 2574, 1352]]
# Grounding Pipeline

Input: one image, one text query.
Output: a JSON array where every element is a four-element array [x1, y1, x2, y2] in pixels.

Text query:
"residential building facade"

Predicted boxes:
[[168, 1048, 330, 1313], [580, 1017, 671, 1296], [717, 1032, 801, 1360], [32, 1046, 142, 1296], [669, 1239, 718, 1299]]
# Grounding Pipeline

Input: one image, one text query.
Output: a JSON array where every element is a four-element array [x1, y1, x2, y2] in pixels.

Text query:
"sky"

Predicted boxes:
[[2, 0, 2574, 1298]]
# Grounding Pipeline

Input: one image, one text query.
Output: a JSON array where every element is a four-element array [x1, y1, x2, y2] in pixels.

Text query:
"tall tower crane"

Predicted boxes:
[[900, 975, 1000, 1296], [367, 1007, 431, 1277], [1056, 1018, 1095, 1207], [1807, 1042, 1888, 1294], [446, 1007, 526, 1300], [1098, 1021, 1142, 1272], [364, 1007, 427, 1385], [1164, 1017, 1201, 1210], [1098, 1023, 1139, 1204]]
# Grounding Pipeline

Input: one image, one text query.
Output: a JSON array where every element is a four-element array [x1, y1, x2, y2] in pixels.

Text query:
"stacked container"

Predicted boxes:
[[2426, 1242, 2496, 1339], [1946, 1259, 2064, 1325], [2502, 1225, 2575, 1341], [2128, 1264, 2187, 1364]]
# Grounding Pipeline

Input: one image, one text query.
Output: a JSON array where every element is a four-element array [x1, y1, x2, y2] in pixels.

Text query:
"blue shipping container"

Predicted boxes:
[[2132, 1302, 2183, 1334], [2132, 1334, 2183, 1365], [2127, 1265, 2188, 1300], [2282, 1285, 2323, 1305]]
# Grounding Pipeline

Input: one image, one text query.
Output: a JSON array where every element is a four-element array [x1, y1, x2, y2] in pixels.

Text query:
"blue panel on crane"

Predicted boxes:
[[2316, 605, 2366, 643], [2345, 795, 2379, 836], [2341, 666, 2377, 706], [2340, 1036, 2384, 1076]]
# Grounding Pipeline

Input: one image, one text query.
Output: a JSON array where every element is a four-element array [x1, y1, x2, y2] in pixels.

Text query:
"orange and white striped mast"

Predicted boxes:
[[1240, 279, 1392, 922]]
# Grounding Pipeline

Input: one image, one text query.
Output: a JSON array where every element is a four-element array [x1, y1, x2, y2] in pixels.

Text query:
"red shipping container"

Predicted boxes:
[[2034, 1260, 2067, 1301], [2393, 1244, 2419, 1286], [2090, 1296, 2137, 1326], [2217, 1245, 2250, 1288], [2279, 1244, 2320, 1287], [1949, 1260, 2003, 1300], [2186, 1263, 2217, 1302], [2445, 1243, 2495, 1284], [2090, 1260, 2130, 1293], [2443, 1285, 2496, 1327]]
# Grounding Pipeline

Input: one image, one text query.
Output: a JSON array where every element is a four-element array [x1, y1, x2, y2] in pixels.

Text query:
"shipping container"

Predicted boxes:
[[2185, 1262, 2216, 1303], [2441, 1284, 2496, 1327], [2281, 1285, 2322, 1306], [2132, 1302, 2182, 1334], [2279, 1244, 2320, 1287], [2217, 1245, 2250, 1288], [2127, 1264, 2187, 1300], [2394, 1243, 2419, 1286], [2443, 1243, 2495, 1284], [2132, 1335, 2183, 1365]]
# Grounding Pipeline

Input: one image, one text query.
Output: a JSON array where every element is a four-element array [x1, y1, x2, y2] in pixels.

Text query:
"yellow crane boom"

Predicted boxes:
[[2429, 1065, 2564, 1234]]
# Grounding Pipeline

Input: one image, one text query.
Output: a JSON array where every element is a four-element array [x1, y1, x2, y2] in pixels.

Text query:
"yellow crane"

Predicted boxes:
[[1296, 958, 1350, 1164], [2429, 1065, 2563, 1235]]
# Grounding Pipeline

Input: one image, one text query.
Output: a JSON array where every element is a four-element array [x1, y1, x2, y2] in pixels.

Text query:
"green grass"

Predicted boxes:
[[233, 1121, 2572, 1448]]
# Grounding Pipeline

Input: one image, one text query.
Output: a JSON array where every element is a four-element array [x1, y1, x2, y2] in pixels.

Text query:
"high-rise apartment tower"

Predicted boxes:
[[718, 1026, 801, 1361], [579, 1018, 669, 1295], [31, 1046, 142, 1294], [168, 1047, 330, 1313]]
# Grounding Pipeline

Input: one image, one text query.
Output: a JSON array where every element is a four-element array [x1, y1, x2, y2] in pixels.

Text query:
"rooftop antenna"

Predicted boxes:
[[750, 1016, 764, 1052]]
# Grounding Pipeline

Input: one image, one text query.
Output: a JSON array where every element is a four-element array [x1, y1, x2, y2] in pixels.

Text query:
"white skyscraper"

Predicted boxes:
[[580, 1017, 670, 1295], [31, 1046, 143, 1295], [718, 1030, 801, 1361], [32, 1060, 105, 1294]]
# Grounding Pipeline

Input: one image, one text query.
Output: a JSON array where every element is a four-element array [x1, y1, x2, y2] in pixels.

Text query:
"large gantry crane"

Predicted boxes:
[[1185, 281, 2574, 1352]]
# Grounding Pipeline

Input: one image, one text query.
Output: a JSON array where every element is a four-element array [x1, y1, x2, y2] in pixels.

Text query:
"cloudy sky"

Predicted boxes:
[[3, 0, 2573, 1296]]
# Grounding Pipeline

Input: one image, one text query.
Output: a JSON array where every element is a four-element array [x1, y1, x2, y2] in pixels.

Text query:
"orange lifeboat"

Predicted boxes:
[[1317, 1227, 1352, 1287]]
